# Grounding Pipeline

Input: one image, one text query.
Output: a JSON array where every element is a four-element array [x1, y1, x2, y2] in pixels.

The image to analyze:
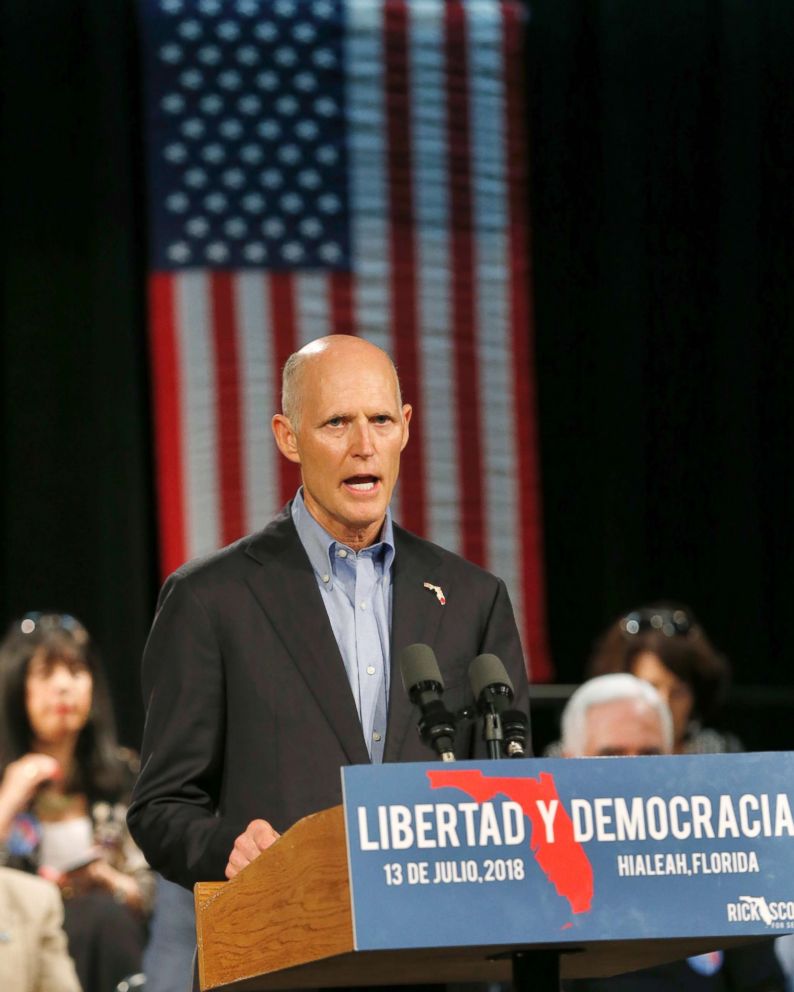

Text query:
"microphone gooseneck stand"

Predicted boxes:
[[468, 656, 560, 992], [399, 643, 458, 761], [402, 645, 561, 991]]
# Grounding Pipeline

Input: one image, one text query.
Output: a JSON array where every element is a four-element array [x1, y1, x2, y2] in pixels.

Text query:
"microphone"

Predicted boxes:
[[399, 643, 457, 762], [469, 654, 529, 758], [500, 708, 530, 758]]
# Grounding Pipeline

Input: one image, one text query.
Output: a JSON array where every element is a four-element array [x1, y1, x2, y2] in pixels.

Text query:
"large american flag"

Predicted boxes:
[[139, 0, 551, 679]]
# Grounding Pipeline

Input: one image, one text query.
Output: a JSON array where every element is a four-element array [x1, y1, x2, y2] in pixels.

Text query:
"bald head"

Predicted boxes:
[[271, 333, 412, 550], [281, 335, 403, 430]]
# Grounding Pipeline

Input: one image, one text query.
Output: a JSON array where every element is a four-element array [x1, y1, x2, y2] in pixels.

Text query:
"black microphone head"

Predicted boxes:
[[399, 643, 445, 695], [469, 653, 514, 701]]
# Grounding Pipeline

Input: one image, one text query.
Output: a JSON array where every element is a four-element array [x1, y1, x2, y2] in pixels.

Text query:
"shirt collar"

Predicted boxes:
[[291, 488, 396, 579]]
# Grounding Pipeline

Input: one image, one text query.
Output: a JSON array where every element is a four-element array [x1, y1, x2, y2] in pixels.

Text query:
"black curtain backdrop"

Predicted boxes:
[[1, 0, 155, 745], [2, 1, 792, 751], [528, 0, 794, 689]]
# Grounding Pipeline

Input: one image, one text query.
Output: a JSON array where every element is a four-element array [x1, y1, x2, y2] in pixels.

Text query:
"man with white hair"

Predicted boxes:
[[561, 672, 674, 758], [561, 674, 784, 992]]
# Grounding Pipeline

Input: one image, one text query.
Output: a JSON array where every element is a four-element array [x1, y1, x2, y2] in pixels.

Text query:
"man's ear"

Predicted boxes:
[[271, 414, 301, 464], [400, 404, 412, 452]]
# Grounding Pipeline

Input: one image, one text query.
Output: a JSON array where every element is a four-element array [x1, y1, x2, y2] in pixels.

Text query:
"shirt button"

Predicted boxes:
[[321, 574, 330, 583], [366, 665, 376, 676], [372, 732, 382, 742], [360, 602, 367, 610], [338, 549, 348, 558]]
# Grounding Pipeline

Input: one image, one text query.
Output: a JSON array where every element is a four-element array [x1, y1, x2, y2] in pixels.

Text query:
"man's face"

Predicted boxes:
[[581, 698, 668, 757], [273, 339, 411, 549]]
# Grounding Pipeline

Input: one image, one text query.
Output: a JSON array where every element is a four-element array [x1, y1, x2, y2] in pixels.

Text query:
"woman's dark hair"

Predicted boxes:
[[0, 613, 125, 800], [587, 602, 730, 725]]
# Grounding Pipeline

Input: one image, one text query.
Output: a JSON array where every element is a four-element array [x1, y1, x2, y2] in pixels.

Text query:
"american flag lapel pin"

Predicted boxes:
[[423, 581, 446, 606]]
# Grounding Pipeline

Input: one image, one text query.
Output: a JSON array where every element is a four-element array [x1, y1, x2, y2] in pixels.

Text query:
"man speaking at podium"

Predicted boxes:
[[128, 334, 529, 891]]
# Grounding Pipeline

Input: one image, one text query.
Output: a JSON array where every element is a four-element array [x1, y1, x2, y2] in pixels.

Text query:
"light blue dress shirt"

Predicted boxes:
[[291, 490, 394, 763]]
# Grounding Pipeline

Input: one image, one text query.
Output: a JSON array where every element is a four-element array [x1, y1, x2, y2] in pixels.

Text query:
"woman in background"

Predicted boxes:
[[588, 602, 740, 754], [0, 612, 152, 992]]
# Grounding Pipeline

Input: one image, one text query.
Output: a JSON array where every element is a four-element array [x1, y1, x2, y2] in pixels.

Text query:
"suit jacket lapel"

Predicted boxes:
[[243, 509, 370, 765], [384, 526, 446, 762]]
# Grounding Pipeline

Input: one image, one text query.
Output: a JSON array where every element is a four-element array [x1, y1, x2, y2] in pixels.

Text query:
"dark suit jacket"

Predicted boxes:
[[127, 506, 528, 890]]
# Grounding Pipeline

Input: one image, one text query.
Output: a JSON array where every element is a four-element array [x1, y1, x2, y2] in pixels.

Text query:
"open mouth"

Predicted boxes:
[[343, 474, 380, 492]]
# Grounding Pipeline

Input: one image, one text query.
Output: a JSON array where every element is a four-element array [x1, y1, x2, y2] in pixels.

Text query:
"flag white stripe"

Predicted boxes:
[[294, 271, 331, 344], [408, 0, 460, 554], [236, 272, 278, 533], [466, 1, 520, 600], [346, 0, 399, 516], [346, 0, 390, 353], [176, 271, 220, 556]]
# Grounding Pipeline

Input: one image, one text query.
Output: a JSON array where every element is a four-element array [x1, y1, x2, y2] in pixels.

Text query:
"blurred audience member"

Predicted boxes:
[[0, 865, 81, 992], [775, 935, 794, 992], [142, 873, 196, 992], [562, 673, 784, 992], [561, 672, 673, 757], [0, 612, 153, 992], [588, 603, 740, 754]]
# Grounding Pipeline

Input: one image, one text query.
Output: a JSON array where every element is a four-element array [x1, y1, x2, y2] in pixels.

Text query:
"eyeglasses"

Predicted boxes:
[[19, 612, 88, 643], [620, 608, 691, 638]]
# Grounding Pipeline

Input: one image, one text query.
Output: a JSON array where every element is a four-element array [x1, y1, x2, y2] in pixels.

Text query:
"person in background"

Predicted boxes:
[[774, 934, 794, 992], [587, 603, 740, 754], [0, 612, 153, 992], [142, 872, 196, 992], [0, 865, 81, 992], [560, 671, 674, 757], [561, 673, 785, 992]]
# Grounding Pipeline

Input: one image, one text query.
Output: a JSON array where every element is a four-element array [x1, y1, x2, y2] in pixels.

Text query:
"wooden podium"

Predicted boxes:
[[194, 803, 767, 991]]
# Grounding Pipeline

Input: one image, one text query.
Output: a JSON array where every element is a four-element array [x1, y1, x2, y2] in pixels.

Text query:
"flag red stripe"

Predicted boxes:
[[269, 272, 302, 506], [329, 271, 354, 336], [149, 273, 187, 576], [502, 2, 551, 680], [445, 1, 485, 565], [384, 0, 426, 536], [209, 272, 245, 545]]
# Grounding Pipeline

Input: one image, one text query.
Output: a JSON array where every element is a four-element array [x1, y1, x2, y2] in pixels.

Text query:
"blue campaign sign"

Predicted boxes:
[[341, 753, 794, 951]]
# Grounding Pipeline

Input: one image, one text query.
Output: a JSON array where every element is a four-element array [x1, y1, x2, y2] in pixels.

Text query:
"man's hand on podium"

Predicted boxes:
[[225, 818, 281, 879]]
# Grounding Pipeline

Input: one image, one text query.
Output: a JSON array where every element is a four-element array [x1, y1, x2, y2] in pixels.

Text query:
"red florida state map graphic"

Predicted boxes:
[[427, 769, 594, 915]]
